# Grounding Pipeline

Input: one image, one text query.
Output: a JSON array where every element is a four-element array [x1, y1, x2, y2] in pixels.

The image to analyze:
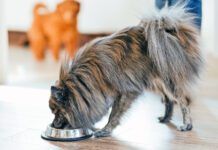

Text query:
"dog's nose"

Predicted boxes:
[[52, 117, 62, 129], [51, 114, 67, 129]]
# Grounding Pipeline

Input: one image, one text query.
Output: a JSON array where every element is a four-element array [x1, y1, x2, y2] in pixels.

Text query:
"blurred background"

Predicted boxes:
[[0, 0, 217, 90]]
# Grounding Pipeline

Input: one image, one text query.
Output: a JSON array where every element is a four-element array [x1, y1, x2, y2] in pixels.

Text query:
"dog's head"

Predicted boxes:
[[49, 79, 87, 129], [56, 0, 80, 24], [49, 80, 80, 129], [49, 82, 70, 129]]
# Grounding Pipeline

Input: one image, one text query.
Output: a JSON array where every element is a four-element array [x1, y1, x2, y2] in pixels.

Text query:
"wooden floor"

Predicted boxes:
[[1, 54, 218, 149]]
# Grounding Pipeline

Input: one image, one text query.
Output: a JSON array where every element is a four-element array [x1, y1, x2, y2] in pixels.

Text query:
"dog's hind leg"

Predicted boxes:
[[158, 95, 174, 123], [177, 96, 193, 131], [94, 93, 137, 138]]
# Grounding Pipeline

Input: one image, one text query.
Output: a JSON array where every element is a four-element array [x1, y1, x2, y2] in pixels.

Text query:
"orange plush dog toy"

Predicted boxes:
[[28, 0, 80, 61]]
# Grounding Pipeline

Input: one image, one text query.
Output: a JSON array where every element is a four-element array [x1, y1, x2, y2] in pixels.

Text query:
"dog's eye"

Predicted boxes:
[[53, 109, 58, 114], [50, 106, 56, 113], [52, 107, 60, 114], [49, 102, 59, 114]]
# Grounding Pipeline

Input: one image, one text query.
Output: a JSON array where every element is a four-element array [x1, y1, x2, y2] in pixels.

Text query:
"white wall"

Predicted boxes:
[[201, 0, 215, 53], [4, 0, 60, 31], [79, 0, 155, 33], [215, 0, 218, 53], [0, 0, 8, 83]]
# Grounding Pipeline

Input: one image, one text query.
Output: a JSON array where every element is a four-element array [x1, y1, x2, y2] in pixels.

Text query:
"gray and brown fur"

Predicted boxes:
[[49, 5, 203, 137]]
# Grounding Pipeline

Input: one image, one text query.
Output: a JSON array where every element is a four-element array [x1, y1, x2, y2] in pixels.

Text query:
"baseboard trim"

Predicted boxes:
[[8, 30, 110, 47]]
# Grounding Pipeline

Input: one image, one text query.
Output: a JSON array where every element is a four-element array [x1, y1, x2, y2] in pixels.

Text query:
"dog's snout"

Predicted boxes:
[[51, 114, 68, 129]]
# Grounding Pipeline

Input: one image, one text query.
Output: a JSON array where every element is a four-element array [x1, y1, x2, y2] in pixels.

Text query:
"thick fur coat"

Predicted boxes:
[[49, 5, 203, 138]]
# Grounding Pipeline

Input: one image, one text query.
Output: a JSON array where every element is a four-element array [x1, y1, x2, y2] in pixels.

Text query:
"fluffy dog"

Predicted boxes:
[[28, 0, 80, 61], [49, 5, 203, 138]]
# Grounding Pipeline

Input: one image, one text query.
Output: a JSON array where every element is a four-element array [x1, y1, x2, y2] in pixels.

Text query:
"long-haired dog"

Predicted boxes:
[[49, 5, 203, 138], [28, 0, 80, 61]]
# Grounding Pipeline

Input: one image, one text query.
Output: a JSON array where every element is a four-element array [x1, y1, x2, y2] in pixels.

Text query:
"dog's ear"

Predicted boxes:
[[159, 18, 177, 35], [74, 1, 80, 14], [51, 86, 68, 104]]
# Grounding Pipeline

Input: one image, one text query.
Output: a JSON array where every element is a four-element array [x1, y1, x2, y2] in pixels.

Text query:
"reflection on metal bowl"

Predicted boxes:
[[41, 124, 93, 142]]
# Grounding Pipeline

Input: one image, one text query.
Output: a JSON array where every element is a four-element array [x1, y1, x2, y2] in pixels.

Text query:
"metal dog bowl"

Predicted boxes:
[[41, 124, 93, 141]]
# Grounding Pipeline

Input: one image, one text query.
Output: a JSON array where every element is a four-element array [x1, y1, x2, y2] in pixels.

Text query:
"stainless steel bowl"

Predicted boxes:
[[41, 124, 93, 141]]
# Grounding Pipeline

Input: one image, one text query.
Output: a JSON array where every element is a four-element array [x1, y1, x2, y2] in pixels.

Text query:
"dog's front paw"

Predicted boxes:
[[94, 129, 111, 138], [177, 124, 193, 131], [90, 127, 99, 132], [158, 116, 171, 123]]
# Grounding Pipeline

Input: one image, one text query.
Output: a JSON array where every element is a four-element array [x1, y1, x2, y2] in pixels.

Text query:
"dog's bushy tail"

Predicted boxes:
[[33, 3, 48, 17], [140, 3, 202, 84]]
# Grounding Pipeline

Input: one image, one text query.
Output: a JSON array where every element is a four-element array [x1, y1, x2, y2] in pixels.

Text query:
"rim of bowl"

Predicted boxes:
[[47, 124, 91, 132]]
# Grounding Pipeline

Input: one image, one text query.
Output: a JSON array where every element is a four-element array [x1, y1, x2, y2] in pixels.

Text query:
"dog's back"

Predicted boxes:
[[74, 8, 202, 95]]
